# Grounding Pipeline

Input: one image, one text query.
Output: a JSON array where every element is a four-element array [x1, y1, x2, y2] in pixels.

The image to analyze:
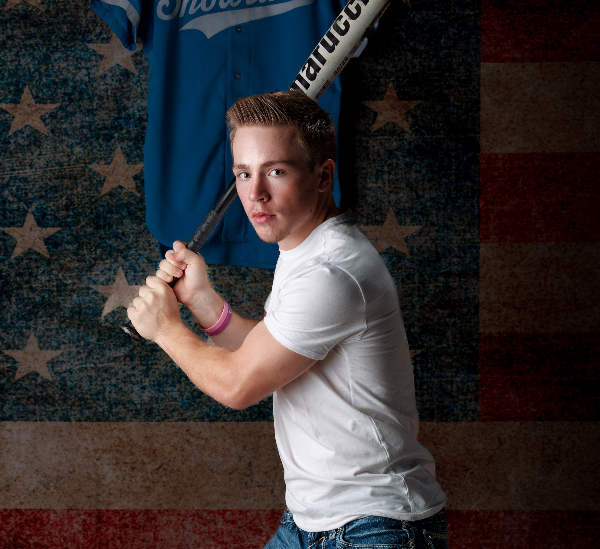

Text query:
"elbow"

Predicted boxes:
[[221, 391, 258, 411], [209, 387, 245, 411], [218, 391, 245, 411], [223, 398, 249, 411], [213, 377, 246, 410], [218, 383, 265, 411], [209, 356, 267, 410]]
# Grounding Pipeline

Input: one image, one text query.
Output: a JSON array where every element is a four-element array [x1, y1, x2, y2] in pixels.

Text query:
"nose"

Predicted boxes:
[[248, 174, 270, 202]]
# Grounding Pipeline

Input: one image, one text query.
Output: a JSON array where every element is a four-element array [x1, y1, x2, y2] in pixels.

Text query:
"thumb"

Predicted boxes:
[[170, 240, 202, 270]]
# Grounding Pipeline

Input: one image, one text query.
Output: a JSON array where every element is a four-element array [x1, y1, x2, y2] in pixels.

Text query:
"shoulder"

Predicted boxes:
[[264, 261, 367, 357], [281, 261, 365, 309]]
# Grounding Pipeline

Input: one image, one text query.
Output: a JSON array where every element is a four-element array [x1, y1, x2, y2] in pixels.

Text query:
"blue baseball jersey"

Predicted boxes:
[[90, 0, 347, 269]]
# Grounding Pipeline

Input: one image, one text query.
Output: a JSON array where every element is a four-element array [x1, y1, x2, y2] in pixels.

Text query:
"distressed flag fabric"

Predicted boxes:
[[0, 0, 598, 547]]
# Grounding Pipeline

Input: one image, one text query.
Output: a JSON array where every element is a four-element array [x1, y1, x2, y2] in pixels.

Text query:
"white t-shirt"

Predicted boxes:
[[263, 210, 447, 532]]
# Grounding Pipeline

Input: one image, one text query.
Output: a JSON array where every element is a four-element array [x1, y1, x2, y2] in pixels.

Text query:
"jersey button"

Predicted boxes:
[[236, 26, 243, 33], [234, 72, 242, 80]]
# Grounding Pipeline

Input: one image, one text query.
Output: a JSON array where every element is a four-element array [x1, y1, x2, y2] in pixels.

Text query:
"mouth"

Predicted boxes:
[[252, 212, 276, 224]]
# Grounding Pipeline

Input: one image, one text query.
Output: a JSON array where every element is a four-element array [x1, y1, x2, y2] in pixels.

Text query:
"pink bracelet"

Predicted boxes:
[[202, 299, 232, 337]]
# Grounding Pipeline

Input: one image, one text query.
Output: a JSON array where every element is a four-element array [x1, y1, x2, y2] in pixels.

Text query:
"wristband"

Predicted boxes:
[[202, 299, 232, 337]]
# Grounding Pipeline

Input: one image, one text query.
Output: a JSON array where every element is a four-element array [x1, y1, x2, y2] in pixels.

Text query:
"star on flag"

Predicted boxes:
[[89, 147, 144, 196], [91, 267, 141, 317], [0, 86, 60, 136], [0, 210, 61, 258], [4, 0, 44, 11], [360, 208, 421, 256], [3, 333, 62, 381], [362, 83, 422, 133], [87, 34, 143, 75]]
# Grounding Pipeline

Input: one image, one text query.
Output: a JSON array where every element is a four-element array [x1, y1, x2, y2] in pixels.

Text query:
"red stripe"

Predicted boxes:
[[481, 153, 600, 243], [447, 511, 599, 548], [479, 333, 600, 421], [0, 510, 283, 549], [2, 509, 599, 547], [482, 0, 600, 62]]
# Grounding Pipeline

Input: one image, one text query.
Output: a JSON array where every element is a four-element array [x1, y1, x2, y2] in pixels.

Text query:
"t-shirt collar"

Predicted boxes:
[[279, 209, 355, 260]]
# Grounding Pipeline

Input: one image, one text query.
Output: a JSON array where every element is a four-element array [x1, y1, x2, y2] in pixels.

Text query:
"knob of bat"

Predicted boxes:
[[121, 321, 143, 342]]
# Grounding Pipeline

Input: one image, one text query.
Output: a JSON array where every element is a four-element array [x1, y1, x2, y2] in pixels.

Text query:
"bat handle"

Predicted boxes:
[[120, 320, 143, 342], [120, 179, 239, 342], [120, 277, 177, 341]]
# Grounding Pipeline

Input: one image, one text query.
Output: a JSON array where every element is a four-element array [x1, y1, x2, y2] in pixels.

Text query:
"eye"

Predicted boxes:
[[236, 171, 250, 180], [268, 168, 284, 176]]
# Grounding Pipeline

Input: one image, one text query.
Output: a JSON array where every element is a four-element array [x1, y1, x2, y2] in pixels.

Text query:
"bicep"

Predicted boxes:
[[230, 321, 317, 408]]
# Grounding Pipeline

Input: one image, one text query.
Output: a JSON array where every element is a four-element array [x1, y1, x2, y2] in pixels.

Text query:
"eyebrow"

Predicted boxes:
[[232, 159, 298, 170]]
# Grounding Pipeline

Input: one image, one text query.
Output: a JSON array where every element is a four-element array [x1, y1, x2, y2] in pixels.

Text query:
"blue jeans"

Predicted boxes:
[[264, 507, 449, 549]]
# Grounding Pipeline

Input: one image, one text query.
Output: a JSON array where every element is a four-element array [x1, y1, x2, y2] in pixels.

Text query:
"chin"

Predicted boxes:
[[256, 232, 282, 245], [254, 225, 289, 245]]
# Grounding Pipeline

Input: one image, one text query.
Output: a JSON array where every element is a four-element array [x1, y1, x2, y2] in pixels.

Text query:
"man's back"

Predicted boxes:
[[264, 210, 447, 532]]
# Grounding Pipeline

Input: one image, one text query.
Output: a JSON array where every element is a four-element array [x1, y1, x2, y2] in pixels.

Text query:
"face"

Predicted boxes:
[[232, 125, 334, 251]]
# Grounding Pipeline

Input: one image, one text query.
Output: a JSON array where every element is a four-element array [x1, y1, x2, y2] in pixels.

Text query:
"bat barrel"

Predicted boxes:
[[290, 0, 391, 100]]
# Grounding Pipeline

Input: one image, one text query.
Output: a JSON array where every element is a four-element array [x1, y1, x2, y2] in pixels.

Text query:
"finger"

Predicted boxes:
[[156, 269, 182, 284], [138, 285, 149, 297], [156, 269, 172, 283], [158, 258, 184, 279], [146, 276, 171, 293], [127, 306, 137, 320], [146, 276, 162, 289], [170, 241, 203, 270], [164, 250, 187, 271], [169, 241, 187, 264]]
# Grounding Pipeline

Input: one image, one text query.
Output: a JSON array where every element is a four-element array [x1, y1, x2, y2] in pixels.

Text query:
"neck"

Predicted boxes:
[[279, 194, 342, 251], [322, 193, 343, 222]]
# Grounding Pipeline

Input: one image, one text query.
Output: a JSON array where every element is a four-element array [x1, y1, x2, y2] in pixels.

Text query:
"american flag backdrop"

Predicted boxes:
[[0, 0, 598, 547]]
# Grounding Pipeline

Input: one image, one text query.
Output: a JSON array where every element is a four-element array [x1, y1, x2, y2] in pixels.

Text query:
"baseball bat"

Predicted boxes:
[[121, 0, 391, 341]]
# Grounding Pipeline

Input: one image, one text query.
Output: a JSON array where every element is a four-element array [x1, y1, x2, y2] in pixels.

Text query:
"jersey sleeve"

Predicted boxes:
[[263, 264, 366, 361], [89, 0, 143, 51]]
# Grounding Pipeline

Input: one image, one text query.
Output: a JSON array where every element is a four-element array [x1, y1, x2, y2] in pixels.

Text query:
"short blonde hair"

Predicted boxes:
[[227, 90, 337, 172]]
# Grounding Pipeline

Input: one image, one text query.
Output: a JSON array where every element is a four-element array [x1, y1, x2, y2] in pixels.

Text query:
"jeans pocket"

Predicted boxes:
[[338, 516, 410, 548]]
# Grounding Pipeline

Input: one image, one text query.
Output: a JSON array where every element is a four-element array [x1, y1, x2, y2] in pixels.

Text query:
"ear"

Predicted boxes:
[[317, 159, 336, 192]]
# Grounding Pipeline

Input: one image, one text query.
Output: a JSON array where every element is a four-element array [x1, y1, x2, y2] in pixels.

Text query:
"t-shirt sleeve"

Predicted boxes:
[[264, 292, 272, 314], [89, 0, 143, 51], [264, 264, 366, 361]]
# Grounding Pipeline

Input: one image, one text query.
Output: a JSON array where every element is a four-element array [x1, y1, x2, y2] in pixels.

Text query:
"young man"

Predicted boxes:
[[127, 91, 448, 548]]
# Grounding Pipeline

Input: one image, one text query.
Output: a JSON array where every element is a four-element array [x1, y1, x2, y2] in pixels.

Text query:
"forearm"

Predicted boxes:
[[184, 288, 260, 351], [150, 311, 317, 412], [154, 322, 246, 408], [208, 313, 260, 351]]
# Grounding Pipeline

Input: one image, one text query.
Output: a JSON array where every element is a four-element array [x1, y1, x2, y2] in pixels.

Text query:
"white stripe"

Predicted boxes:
[[100, 0, 141, 29], [180, 0, 314, 39]]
